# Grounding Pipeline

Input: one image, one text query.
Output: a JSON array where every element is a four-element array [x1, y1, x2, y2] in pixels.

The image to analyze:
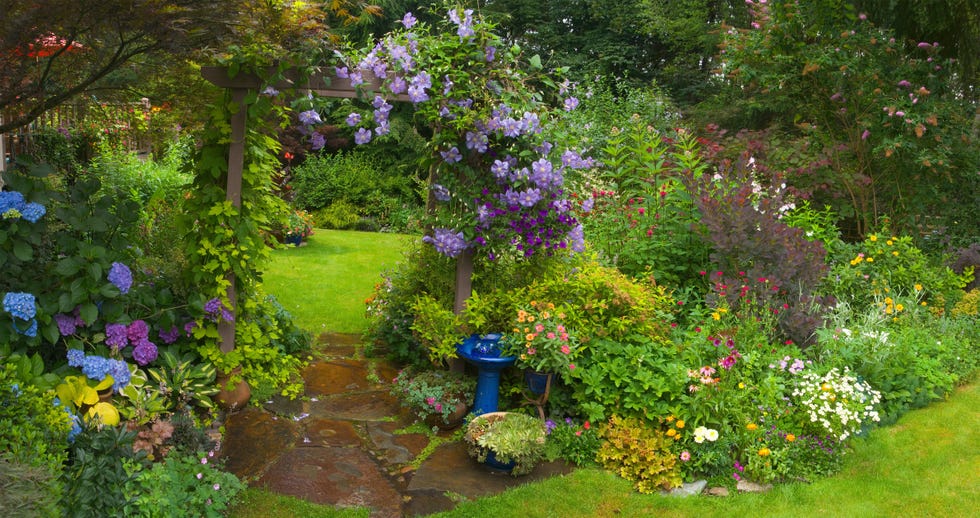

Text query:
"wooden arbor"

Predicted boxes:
[[200, 67, 475, 355]]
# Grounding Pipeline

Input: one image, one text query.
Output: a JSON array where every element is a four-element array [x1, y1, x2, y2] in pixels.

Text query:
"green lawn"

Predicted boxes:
[[261, 229, 412, 335]]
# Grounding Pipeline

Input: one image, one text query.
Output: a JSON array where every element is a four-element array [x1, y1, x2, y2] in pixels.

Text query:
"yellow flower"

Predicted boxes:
[[746, 423, 758, 431], [666, 428, 677, 437], [821, 383, 832, 392], [666, 415, 675, 423], [525, 333, 536, 341], [866, 257, 874, 263], [892, 251, 899, 256], [675, 420, 685, 429], [914, 283, 923, 291], [527, 316, 535, 322], [738, 382, 745, 389], [884, 297, 894, 305], [895, 303, 904, 312], [885, 306, 893, 314], [711, 312, 721, 321], [870, 234, 878, 242], [921, 301, 928, 306], [541, 311, 551, 319], [886, 240, 893, 246], [786, 434, 796, 442], [758, 447, 771, 456]]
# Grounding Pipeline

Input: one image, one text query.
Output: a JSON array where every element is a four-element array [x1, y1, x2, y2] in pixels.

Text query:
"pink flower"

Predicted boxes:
[[426, 397, 436, 405], [434, 403, 443, 412], [547, 332, 556, 339], [201, 458, 208, 465], [196, 472, 203, 479], [535, 324, 545, 333], [568, 364, 576, 370], [527, 347, 537, 355], [561, 345, 571, 354], [680, 451, 691, 462], [861, 130, 871, 140]]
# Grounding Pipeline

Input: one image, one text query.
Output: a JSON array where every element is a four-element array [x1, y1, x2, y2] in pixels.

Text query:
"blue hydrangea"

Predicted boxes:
[[3, 292, 36, 320], [19, 202, 46, 223], [108, 359, 131, 392], [67, 349, 86, 367], [81, 355, 111, 380], [107, 262, 133, 294], [0, 191, 26, 213], [66, 411, 82, 442], [12, 318, 37, 337]]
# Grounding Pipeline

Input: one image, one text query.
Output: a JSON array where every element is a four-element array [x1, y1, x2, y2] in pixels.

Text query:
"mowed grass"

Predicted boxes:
[[260, 229, 412, 335]]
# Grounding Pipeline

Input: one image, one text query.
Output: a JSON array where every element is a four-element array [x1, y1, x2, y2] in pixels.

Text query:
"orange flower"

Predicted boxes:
[[786, 434, 796, 442], [666, 428, 677, 437], [746, 423, 758, 431], [758, 447, 771, 456], [675, 420, 685, 429]]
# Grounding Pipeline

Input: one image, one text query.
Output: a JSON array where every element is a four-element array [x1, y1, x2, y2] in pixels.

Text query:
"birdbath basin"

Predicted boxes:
[[456, 333, 516, 415]]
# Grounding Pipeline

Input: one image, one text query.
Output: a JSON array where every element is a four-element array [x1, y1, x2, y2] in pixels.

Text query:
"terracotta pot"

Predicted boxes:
[[215, 367, 250, 411], [424, 400, 469, 431]]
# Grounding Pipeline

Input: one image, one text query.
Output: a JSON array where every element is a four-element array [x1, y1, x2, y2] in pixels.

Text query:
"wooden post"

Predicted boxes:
[[217, 88, 248, 353]]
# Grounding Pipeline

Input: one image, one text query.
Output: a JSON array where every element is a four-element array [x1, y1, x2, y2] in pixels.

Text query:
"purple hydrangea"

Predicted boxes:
[[108, 262, 133, 294], [105, 323, 129, 349], [55, 313, 77, 336], [127, 320, 149, 343], [2, 292, 36, 321], [159, 326, 181, 344], [67, 349, 86, 367], [132, 341, 158, 366]]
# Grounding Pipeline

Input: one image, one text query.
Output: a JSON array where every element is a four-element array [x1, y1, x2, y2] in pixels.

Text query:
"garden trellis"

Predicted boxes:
[[199, 66, 421, 353]]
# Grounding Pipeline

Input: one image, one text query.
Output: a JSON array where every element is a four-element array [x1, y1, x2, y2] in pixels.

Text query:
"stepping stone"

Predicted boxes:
[[256, 446, 403, 518]]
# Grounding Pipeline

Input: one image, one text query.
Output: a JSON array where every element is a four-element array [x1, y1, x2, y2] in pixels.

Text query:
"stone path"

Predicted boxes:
[[218, 333, 572, 517]]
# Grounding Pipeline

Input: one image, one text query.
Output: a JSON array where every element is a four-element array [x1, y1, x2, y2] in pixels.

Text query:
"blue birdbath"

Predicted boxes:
[[456, 333, 516, 415]]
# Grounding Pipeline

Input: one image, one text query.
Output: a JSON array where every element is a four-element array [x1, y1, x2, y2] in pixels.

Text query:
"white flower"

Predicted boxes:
[[705, 429, 719, 442]]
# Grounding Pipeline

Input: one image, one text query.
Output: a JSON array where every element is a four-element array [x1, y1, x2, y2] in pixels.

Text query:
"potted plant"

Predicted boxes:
[[390, 367, 476, 430], [500, 300, 580, 385], [284, 209, 315, 245], [464, 411, 547, 475]]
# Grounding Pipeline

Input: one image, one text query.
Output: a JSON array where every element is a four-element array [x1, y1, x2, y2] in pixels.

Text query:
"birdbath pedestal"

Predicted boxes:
[[455, 334, 516, 415]]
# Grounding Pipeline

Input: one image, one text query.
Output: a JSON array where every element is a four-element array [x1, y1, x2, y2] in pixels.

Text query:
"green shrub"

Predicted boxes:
[[60, 425, 146, 517], [0, 363, 72, 472], [597, 415, 682, 493], [543, 418, 601, 467], [123, 450, 244, 518], [828, 229, 972, 314], [314, 200, 361, 230]]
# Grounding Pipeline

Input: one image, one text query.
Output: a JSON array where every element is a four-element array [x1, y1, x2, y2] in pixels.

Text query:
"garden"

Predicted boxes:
[[1, 1, 978, 517]]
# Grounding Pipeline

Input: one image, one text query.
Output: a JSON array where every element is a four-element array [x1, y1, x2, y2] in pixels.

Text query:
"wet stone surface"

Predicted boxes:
[[217, 333, 574, 517]]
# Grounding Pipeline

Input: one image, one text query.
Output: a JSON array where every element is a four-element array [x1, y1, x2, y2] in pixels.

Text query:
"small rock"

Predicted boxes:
[[736, 479, 773, 493], [663, 480, 707, 497], [705, 486, 729, 497]]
